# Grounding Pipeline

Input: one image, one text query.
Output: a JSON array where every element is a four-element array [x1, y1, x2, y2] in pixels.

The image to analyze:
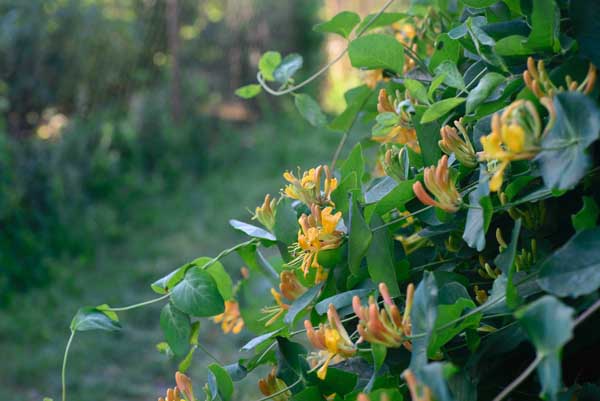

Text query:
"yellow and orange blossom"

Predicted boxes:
[[283, 165, 337, 207], [294, 205, 344, 283], [353, 283, 414, 350], [158, 387, 182, 401], [412, 155, 462, 212], [262, 271, 308, 326], [212, 300, 244, 334], [304, 304, 356, 380], [258, 368, 291, 401], [175, 372, 196, 401], [374, 89, 420, 152]]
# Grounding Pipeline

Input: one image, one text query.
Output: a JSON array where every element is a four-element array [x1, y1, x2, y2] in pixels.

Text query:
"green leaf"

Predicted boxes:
[[208, 363, 234, 401], [313, 11, 360, 39], [410, 271, 438, 371], [235, 84, 261, 99], [428, 74, 447, 102], [273, 54, 303, 84], [538, 92, 600, 190], [571, 196, 599, 231], [273, 197, 299, 246], [240, 328, 282, 352], [466, 72, 505, 114], [229, 219, 276, 241], [537, 227, 600, 297], [570, 0, 600, 68], [429, 33, 461, 72], [294, 93, 327, 127], [315, 367, 357, 396], [178, 346, 196, 373], [70, 307, 121, 332], [160, 303, 191, 357], [258, 51, 281, 81], [373, 179, 417, 216], [495, 35, 535, 56], [329, 85, 373, 132], [434, 61, 465, 90], [341, 143, 365, 184], [291, 387, 322, 401], [367, 215, 400, 297], [463, 168, 491, 252], [428, 298, 481, 357], [349, 34, 405, 73], [284, 282, 324, 324], [495, 219, 522, 309], [461, 0, 498, 8], [420, 98, 465, 124], [515, 296, 574, 401], [201, 258, 234, 301], [414, 105, 442, 166], [365, 177, 398, 204], [171, 268, 224, 317], [372, 342, 387, 370], [348, 195, 372, 275], [525, 0, 559, 51], [331, 172, 359, 218], [404, 79, 430, 105], [151, 267, 186, 294], [356, 12, 406, 34]]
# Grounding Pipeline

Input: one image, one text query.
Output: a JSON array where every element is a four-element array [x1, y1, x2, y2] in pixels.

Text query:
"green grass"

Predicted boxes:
[[0, 110, 340, 401]]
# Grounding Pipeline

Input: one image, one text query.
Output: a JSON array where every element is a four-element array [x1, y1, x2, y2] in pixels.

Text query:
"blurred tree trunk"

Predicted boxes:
[[167, 0, 182, 124]]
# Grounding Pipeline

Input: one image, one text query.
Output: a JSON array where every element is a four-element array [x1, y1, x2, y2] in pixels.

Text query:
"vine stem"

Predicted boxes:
[[491, 297, 600, 401], [103, 293, 170, 312], [257, 0, 397, 97], [61, 330, 75, 401]]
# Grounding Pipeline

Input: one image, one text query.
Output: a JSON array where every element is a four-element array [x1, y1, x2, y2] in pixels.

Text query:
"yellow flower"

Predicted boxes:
[[479, 100, 542, 191], [253, 194, 277, 231], [412, 155, 462, 212], [292, 205, 343, 283], [283, 165, 337, 207], [258, 368, 291, 401], [304, 304, 356, 380], [353, 282, 414, 350], [212, 300, 244, 334], [262, 271, 308, 326]]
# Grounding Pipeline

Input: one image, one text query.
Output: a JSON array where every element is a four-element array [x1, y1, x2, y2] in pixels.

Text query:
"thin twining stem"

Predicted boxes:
[[103, 293, 170, 312], [257, 0, 397, 96], [491, 297, 600, 401], [61, 330, 76, 401]]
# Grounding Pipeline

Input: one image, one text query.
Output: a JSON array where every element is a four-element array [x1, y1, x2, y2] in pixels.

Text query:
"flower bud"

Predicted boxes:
[[253, 194, 277, 231], [438, 119, 477, 168], [412, 155, 462, 212]]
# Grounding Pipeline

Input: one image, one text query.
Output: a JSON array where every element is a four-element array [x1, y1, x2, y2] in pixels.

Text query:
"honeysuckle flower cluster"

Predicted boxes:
[[253, 194, 277, 232], [353, 283, 414, 350], [262, 270, 307, 326], [523, 56, 596, 99], [283, 165, 337, 207], [479, 100, 542, 191], [438, 119, 477, 168], [304, 304, 357, 380], [212, 300, 244, 334], [258, 368, 291, 401], [412, 155, 462, 212], [291, 205, 343, 283], [373, 89, 420, 152]]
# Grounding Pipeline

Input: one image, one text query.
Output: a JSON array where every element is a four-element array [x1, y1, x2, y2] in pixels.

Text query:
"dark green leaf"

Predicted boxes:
[[329, 85, 373, 132], [151, 267, 186, 294], [367, 215, 400, 297], [462, 168, 491, 252], [537, 227, 600, 297], [331, 172, 359, 218], [240, 328, 282, 352], [571, 196, 599, 231], [349, 34, 405, 73], [494, 219, 522, 308], [373, 179, 417, 216], [171, 268, 224, 317], [495, 35, 535, 56], [202, 258, 234, 301], [160, 303, 191, 357], [348, 196, 372, 275], [525, 0, 559, 51], [429, 34, 461, 72], [273, 198, 299, 245], [466, 72, 505, 114], [229, 219, 276, 241], [420, 98, 465, 124], [429, 298, 481, 357], [341, 143, 365, 184], [284, 282, 324, 324], [314, 11, 360, 39], [235, 84, 261, 99], [259, 51, 282, 81], [538, 92, 600, 190], [414, 106, 442, 166], [274, 54, 303, 84], [208, 363, 234, 401], [404, 79, 430, 105], [410, 272, 438, 370], [461, 0, 498, 8], [434, 61, 465, 90], [294, 94, 327, 127]]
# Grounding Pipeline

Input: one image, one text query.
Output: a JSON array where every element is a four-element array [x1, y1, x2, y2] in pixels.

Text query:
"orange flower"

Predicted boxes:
[[283, 165, 337, 207], [258, 368, 291, 401], [412, 155, 462, 212], [212, 300, 244, 334], [524, 56, 596, 98], [175, 372, 196, 401], [262, 271, 308, 326], [353, 283, 414, 350]]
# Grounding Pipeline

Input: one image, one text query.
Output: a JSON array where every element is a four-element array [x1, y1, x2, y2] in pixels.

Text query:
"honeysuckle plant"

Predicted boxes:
[[55, 1, 600, 401]]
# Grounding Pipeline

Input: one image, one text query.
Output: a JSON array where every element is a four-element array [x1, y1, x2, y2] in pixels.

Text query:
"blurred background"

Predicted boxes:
[[0, 1, 389, 400]]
